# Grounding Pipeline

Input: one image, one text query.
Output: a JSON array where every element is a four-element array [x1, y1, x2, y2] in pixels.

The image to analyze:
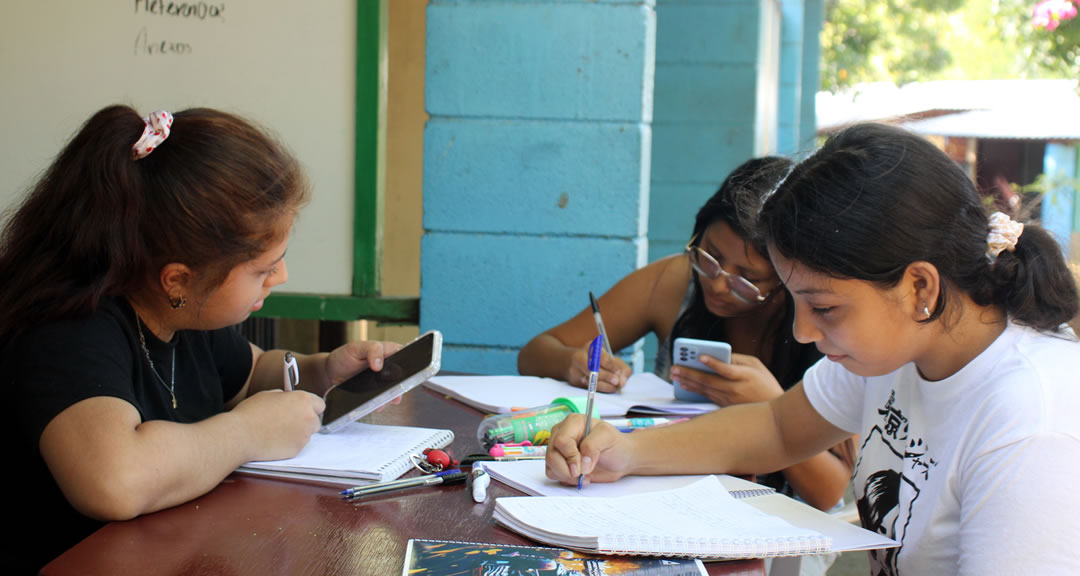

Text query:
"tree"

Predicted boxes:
[[820, 0, 1078, 92], [820, 0, 965, 92], [991, 0, 1080, 82]]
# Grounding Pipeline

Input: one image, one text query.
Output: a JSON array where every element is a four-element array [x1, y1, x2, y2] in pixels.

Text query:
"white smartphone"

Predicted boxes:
[[319, 330, 443, 434], [672, 337, 732, 402]]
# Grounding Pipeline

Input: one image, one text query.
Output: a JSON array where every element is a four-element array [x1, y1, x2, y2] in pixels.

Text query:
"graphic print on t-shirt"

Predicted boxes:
[[855, 390, 936, 576]]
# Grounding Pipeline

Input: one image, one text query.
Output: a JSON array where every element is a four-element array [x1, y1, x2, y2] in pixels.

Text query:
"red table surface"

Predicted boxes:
[[43, 386, 764, 576]]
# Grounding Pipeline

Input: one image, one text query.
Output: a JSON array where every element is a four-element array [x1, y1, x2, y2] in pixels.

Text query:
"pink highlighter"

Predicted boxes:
[[489, 442, 547, 458]]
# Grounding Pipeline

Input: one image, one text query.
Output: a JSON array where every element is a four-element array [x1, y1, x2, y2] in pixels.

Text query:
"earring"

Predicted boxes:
[[923, 303, 931, 319], [170, 295, 187, 310]]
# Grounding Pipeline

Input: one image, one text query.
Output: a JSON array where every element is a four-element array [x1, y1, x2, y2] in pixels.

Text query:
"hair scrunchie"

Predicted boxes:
[[131, 110, 174, 160], [986, 211, 1024, 261]]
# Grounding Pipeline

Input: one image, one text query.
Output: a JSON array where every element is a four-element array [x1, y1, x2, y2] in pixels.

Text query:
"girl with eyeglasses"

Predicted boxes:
[[518, 157, 855, 519], [544, 124, 1080, 575]]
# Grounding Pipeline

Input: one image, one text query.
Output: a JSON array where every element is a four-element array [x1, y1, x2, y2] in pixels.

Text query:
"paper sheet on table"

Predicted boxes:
[[424, 373, 717, 417], [484, 459, 774, 499]]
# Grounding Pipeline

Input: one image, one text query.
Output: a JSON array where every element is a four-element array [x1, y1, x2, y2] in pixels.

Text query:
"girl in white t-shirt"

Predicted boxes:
[[545, 123, 1080, 576]]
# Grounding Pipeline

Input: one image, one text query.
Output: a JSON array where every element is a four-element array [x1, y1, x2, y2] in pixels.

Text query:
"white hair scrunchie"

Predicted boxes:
[[131, 110, 174, 160], [986, 211, 1024, 261]]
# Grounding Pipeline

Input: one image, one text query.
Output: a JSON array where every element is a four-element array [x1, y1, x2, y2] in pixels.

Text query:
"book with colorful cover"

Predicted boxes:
[[401, 539, 708, 576]]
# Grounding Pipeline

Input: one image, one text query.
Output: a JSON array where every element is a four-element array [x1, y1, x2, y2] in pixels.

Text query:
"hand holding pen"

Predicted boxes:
[[587, 291, 628, 394], [577, 335, 604, 490]]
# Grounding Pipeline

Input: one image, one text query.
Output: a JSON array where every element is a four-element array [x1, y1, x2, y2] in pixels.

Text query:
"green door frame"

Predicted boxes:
[[255, 0, 418, 324]]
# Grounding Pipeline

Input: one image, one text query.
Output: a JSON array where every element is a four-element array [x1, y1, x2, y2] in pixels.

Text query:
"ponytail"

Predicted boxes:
[[0, 105, 308, 347], [985, 225, 1079, 332]]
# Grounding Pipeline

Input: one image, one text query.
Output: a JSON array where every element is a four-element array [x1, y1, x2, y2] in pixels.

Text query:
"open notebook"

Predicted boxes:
[[424, 373, 717, 417], [237, 422, 454, 484], [485, 460, 897, 556], [494, 476, 832, 559]]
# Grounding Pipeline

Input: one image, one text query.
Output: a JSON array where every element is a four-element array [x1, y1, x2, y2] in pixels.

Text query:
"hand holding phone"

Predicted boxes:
[[319, 330, 442, 433], [671, 337, 731, 402]]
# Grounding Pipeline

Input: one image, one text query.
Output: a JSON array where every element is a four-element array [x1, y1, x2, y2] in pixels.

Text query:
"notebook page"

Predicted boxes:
[[241, 422, 452, 481], [494, 476, 828, 555], [425, 373, 717, 417], [485, 459, 771, 499]]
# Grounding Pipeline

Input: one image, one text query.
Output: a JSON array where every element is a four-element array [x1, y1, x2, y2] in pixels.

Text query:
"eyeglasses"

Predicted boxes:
[[685, 236, 768, 304]]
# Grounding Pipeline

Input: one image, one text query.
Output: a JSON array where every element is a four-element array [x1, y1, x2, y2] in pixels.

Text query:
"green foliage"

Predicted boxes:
[[991, 0, 1080, 82], [820, 0, 965, 91], [821, 0, 1078, 92]]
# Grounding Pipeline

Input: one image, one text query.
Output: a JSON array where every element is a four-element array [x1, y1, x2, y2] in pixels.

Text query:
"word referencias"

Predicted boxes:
[[134, 0, 226, 21]]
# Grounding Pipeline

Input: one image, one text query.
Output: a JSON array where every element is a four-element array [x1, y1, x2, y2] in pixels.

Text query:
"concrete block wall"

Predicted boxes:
[[800, 0, 824, 152], [777, 0, 804, 155], [644, 0, 783, 370], [421, 0, 656, 375]]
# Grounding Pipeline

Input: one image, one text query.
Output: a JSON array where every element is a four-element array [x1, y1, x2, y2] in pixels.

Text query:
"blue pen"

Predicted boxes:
[[578, 335, 603, 490], [340, 468, 462, 498]]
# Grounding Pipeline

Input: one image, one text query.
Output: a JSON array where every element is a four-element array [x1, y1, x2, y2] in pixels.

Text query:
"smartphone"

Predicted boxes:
[[672, 337, 731, 402], [319, 330, 443, 434]]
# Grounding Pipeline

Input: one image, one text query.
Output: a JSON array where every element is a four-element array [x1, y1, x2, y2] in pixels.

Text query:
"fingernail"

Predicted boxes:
[[373, 357, 383, 369], [569, 463, 579, 477], [582, 456, 592, 474]]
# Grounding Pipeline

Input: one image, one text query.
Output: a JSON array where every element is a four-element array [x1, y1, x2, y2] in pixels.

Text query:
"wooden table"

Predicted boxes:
[[43, 386, 764, 576]]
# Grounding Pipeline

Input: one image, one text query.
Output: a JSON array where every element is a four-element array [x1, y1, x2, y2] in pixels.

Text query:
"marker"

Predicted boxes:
[[340, 468, 462, 498], [489, 444, 546, 458], [578, 335, 603, 490], [606, 417, 688, 432], [283, 351, 298, 391], [344, 470, 467, 500], [460, 454, 546, 466], [471, 464, 491, 503]]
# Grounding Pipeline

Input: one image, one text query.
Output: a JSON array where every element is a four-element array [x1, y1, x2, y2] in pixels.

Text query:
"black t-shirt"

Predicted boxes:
[[6, 298, 252, 573]]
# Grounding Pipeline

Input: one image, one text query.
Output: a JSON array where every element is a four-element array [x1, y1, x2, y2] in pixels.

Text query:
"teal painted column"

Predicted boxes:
[[1042, 143, 1077, 258], [421, 0, 656, 375], [800, 0, 824, 152], [645, 0, 782, 370], [777, 0, 804, 155]]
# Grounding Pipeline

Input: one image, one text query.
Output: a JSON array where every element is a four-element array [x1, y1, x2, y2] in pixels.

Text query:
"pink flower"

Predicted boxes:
[[1033, 0, 1078, 31]]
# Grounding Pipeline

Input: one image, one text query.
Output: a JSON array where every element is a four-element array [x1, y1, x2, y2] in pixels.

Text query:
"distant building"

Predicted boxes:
[[817, 79, 1080, 259]]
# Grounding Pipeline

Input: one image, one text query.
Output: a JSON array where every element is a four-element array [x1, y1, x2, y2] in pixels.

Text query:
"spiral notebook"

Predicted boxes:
[[494, 476, 833, 560], [237, 422, 454, 483]]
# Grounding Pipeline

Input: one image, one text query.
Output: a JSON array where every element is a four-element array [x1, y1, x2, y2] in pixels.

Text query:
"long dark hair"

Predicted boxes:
[[760, 122, 1078, 332], [670, 156, 813, 388], [0, 105, 309, 347]]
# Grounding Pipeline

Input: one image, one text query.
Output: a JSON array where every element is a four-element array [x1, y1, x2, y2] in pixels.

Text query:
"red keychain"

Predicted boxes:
[[411, 448, 459, 473]]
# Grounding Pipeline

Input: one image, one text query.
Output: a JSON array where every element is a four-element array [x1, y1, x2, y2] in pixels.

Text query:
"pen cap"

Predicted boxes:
[[476, 396, 598, 450]]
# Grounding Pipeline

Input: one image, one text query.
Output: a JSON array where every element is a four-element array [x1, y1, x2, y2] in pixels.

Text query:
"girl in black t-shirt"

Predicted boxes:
[[0, 105, 400, 572]]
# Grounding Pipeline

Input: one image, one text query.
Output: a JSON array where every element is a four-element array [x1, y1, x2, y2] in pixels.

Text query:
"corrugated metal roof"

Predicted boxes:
[[818, 79, 1080, 140], [900, 108, 1080, 140]]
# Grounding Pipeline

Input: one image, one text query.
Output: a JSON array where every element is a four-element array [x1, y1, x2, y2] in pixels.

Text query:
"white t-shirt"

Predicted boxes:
[[803, 322, 1080, 576]]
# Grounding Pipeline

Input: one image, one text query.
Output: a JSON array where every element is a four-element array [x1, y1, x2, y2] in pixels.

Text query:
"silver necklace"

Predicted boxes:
[[135, 316, 177, 409]]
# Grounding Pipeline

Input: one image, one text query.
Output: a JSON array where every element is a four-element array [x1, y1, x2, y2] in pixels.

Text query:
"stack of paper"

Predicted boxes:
[[493, 476, 832, 559], [237, 422, 454, 484], [486, 459, 898, 556]]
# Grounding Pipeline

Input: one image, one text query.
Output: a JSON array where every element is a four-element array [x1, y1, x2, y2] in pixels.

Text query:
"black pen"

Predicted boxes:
[[341, 468, 462, 497], [588, 291, 614, 357], [344, 470, 467, 500]]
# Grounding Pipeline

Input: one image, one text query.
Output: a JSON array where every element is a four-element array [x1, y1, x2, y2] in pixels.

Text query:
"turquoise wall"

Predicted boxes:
[[421, 0, 655, 374], [422, 0, 820, 375]]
